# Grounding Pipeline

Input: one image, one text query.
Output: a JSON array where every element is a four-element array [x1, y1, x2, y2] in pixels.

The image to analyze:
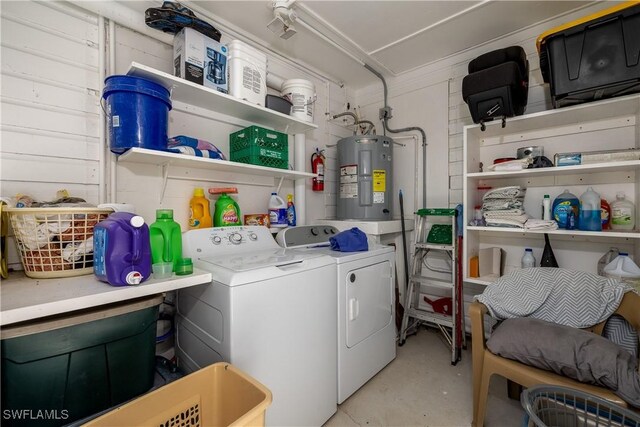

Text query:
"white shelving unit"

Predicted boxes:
[[127, 62, 317, 134], [122, 63, 319, 200], [463, 94, 640, 285]]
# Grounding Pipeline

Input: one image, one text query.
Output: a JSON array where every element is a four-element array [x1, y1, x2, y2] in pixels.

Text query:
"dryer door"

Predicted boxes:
[[346, 260, 393, 348]]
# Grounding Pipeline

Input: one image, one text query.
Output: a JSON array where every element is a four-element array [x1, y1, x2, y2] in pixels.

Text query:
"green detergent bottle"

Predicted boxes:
[[149, 209, 182, 271], [213, 192, 242, 227]]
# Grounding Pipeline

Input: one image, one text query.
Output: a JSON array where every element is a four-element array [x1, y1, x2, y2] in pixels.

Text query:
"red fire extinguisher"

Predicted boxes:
[[311, 148, 325, 192]]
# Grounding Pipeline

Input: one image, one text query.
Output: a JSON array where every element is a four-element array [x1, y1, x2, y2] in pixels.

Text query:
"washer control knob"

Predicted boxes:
[[212, 236, 222, 245], [249, 233, 257, 241], [310, 227, 319, 236], [230, 233, 242, 244], [323, 228, 331, 234], [330, 228, 337, 234]]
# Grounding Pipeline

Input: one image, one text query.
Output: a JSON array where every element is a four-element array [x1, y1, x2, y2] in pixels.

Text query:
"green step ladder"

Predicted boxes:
[[399, 208, 465, 365]]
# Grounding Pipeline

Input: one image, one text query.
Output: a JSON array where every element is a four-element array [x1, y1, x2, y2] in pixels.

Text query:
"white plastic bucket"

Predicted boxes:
[[227, 40, 267, 106], [281, 79, 315, 123], [604, 253, 640, 290]]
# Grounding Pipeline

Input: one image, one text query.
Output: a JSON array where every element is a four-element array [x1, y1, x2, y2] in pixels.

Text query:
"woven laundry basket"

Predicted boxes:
[[6, 207, 112, 278]]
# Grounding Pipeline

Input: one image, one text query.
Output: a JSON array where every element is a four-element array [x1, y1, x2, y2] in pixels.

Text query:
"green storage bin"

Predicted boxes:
[[1, 295, 162, 427], [229, 125, 289, 169]]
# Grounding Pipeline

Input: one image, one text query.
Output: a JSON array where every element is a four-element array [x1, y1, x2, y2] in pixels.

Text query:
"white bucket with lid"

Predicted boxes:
[[228, 40, 267, 106], [281, 79, 316, 123]]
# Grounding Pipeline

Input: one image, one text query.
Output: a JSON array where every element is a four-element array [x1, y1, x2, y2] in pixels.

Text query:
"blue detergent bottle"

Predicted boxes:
[[579, 187, 602, 231], [287, 194, 296, 226], [552, 190, 579, 229]]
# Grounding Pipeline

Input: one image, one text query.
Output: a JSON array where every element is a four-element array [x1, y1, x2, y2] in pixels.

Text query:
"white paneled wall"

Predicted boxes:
[[0, 2, 100, 270], [0, 1, 100, 202], [354, 2, 608, 208]]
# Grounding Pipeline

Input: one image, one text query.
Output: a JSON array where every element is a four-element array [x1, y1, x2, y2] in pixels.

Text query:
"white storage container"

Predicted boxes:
[[281, 79, 316, 122], [227, 40, 267, 106]]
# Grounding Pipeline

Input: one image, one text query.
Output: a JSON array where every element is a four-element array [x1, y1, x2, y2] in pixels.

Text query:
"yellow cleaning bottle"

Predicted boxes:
[[189, 188, 212, 229]]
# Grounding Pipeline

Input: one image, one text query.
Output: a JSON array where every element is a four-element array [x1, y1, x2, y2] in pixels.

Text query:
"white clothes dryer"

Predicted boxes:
[[176, 226, 337, 426], [276, 226, 396, 403]]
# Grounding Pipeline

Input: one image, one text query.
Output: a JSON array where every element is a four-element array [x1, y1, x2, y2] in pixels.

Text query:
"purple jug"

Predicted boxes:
[[94, 212, 152, 286]]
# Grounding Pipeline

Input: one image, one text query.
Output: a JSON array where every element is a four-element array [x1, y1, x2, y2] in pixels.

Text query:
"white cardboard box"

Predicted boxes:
[[173, 27, 228, 93]]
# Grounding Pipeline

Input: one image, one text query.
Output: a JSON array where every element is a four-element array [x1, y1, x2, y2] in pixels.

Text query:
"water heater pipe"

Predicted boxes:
[[266, 72, 285, 92], [364, 64, 428, 209]]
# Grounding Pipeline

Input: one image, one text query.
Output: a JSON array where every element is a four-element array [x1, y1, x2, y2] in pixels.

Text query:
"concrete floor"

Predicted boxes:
[[324, 327, 525, 427]]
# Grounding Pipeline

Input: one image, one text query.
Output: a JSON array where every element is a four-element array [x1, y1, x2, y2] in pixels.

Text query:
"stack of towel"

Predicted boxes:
[[524, 219, 558, 230], [166, 135, 226, 159], [482, 186, 528, 228]]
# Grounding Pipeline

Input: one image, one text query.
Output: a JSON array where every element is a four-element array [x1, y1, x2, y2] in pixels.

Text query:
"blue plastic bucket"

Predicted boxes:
[[102, 75, 172, 154]]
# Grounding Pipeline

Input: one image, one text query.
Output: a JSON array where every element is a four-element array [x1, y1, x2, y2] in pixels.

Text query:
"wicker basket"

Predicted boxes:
[[6, 207, 112, 279]]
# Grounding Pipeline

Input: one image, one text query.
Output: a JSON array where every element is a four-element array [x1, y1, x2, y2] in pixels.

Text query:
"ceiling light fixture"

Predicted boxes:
[[267, 0, 297, 40]]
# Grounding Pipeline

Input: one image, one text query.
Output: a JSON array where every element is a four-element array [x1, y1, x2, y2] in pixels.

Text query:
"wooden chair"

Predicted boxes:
[[470, 290, 640, 427]]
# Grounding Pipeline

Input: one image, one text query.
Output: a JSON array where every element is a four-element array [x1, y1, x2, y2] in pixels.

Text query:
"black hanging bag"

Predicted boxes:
[[462, 46, 529, 131]]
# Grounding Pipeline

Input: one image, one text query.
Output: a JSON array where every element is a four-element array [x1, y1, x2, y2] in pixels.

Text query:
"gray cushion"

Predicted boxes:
[[486, 317, 640, 407]]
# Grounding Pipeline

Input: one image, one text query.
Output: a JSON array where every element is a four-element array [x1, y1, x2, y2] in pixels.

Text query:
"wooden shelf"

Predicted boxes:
[[467, 160, 640, 179], [118, 147, 316, 180], [127, 62, 317, 134], [466, 226, 640, 239], [0, 269, 212, 326], [464, 93, 640, 139]]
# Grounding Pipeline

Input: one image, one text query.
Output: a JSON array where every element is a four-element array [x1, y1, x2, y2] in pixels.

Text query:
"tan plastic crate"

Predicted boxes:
[[84, 363, 272, 427]]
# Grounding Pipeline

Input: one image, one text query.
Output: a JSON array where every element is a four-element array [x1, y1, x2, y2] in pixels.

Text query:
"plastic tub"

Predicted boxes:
[[228, 40, 267, 106], [84, 362, 272, 427], [281, 79, 316, 122], [2, 295, 162, 427], [152, 262, 173, 279], [536, 2, 640, 108], [102, 75, 172, 154]]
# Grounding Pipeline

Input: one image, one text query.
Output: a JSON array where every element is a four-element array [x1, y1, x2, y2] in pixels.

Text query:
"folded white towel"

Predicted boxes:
[[485, 218, 528, 228], [483, 209, 524, 218], [487, 158, 533, 171], [483, 186, 526, 200], [482, 199, 524, 211], [524, 219, 559, 230]]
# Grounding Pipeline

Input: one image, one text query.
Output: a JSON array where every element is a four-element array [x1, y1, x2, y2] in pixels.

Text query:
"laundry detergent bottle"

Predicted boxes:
[[211, 188, 242, 227], [269, 192, 287, 228], [578, 187, 601, 231], [94, 212, 152, 286], [150, 209, 182, 271], [189, 188, 212, 229], [611, 191, 635, 230], [287, 194, 296, 226], [552, 189, 579, 229]]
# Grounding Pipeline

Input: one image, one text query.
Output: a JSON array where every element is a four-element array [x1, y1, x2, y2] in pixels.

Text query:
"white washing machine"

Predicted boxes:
[[176, 226, 337, 426], [276, 225, 396, 403]]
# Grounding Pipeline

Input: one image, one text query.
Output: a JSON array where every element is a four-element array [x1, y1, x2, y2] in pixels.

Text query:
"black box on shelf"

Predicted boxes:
[[537, 2, 640, 108]]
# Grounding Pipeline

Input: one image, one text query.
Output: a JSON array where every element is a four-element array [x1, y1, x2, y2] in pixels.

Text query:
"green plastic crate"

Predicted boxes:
[[417, 208, 456, 217], [230, 125, 288, 169]]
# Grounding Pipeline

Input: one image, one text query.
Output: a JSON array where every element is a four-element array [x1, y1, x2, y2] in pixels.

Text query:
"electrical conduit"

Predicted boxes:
[[363, 64, 428, 209]]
